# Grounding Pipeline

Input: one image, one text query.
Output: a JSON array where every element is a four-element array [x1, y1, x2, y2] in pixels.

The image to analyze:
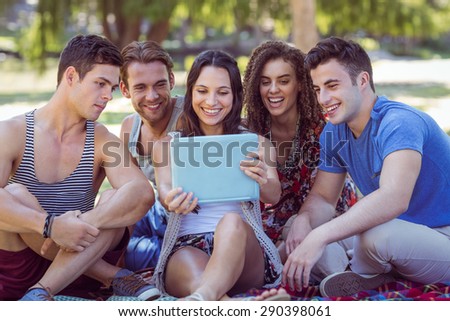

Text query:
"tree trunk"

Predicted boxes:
[[119, 18, 142, 49], [100, 0, 112, 42], [146, 19, 171, 44], [289, 0, 319, 53]]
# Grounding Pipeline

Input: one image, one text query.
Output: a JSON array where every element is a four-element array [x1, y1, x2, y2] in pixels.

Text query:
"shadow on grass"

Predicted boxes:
[[376, 82, 450, 100]]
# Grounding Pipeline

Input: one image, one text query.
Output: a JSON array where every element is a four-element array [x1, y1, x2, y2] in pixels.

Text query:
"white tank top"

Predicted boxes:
[[178, 202, 244, 237]]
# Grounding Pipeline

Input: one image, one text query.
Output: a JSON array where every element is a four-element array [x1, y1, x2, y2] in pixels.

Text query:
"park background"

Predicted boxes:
[[1, 0, 450, 305], [1, 0, 449, 128]]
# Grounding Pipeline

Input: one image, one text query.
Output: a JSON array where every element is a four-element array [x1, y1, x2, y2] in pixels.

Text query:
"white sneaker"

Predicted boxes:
[[320, 271, 395, 297]]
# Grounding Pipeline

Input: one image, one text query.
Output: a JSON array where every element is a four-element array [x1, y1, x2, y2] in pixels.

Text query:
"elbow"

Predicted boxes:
[[392, 198, 410, 216], [385, 191, 411, 218], [272, 187, 281, 205], [262, 179, 281, 204]]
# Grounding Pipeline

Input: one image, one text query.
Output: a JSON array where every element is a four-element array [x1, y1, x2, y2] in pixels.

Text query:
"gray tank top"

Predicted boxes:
[[128, 96, 183, 186]]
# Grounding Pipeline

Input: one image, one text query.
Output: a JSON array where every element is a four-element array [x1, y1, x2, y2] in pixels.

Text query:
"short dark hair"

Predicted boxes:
[[120, 40, 174, 89], [57, 34, 122, 87], [179, 50, 243, 136], [305, 37, 375, 91]]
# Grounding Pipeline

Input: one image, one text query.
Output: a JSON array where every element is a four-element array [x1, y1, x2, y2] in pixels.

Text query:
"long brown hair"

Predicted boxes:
[[179, 50, 244, 136]]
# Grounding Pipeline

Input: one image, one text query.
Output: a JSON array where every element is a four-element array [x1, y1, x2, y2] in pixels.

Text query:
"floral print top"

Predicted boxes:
[[261, 119, 358, 244]]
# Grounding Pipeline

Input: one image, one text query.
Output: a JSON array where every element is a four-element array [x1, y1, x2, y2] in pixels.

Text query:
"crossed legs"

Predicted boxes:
[[5, 184, 126, 295]]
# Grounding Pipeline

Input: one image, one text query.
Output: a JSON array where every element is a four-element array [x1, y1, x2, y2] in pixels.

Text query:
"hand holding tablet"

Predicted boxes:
[[170, 133, 260, 204]]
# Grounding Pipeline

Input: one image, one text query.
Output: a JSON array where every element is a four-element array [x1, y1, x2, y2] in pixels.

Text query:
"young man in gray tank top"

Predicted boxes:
[[119, 41, 183, 271], [0, 35, 159, 301]]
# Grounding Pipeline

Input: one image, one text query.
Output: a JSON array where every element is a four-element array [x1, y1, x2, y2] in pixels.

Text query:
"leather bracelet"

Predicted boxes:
[[43, 214, 55, 238]]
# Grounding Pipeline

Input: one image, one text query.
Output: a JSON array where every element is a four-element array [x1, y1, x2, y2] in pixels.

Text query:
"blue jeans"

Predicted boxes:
[[124, 200, 167, 271]]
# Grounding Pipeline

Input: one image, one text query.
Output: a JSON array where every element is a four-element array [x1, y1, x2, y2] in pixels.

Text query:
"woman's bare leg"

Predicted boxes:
[[165, 246, 210, 297], [192, 213, 265, 300]]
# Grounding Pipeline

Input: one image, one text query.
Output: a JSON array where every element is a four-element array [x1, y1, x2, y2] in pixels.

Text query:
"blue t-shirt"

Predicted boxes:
[[319, 96, 450, 227]]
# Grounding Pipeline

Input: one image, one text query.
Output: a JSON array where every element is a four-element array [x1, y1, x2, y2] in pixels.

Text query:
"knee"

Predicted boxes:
[[356, 226, 390, 255], [216, 212, 246, 235]]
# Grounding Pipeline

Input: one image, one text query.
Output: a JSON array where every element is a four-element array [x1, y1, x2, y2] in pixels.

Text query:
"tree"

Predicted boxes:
[[16, 0, 256, 71], [99, 0, 179, 48], [290, 0, 319, 52], [315, 0, 450, 40], [4, 0, 450, 72], [13, 0, 271, 70], [14, 0, 182, 72]]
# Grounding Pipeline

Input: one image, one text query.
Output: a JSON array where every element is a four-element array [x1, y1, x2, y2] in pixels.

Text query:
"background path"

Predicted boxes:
[[1, 58, 449, 133]]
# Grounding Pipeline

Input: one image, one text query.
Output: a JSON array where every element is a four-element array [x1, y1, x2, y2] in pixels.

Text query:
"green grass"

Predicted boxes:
[[0, 91, 53, 105], [99, 179, 112, 194], [98, 111, 132, 125]]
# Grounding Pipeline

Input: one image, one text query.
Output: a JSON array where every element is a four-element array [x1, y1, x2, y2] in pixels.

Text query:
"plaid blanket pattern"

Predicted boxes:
[[244, 280, 450, 301], [53, 268, 450, 301]]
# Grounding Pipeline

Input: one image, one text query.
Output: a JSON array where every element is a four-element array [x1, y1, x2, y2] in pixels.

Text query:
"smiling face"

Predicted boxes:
[[120, 61, 174, 126], [310, 59, 364, 126], [259, 58, 300, 120], [192, 65, 233, 135], [69, 64, 120, 121]]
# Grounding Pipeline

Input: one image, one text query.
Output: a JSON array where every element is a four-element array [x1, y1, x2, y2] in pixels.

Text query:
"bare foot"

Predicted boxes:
[[253, 288, 290, 301], [225, 288, 290, 301]]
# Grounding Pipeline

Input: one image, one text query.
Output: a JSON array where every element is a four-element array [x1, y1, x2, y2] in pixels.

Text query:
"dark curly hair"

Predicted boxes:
[[179, 50, 244, 136], [243, 40, 323, 136]]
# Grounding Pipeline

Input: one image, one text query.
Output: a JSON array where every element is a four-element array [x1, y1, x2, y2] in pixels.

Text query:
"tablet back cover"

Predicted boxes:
[[170, 133, 260, 204]]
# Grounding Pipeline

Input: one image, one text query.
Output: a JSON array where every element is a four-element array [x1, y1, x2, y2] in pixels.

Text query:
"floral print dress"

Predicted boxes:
[[261, 118, 358, 244]]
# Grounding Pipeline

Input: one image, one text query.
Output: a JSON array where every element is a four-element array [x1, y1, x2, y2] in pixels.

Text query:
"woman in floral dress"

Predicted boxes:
[[243, 40, 358, 269]]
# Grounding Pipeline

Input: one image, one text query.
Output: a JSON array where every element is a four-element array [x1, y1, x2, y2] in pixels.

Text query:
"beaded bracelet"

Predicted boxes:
[[43, 214, 55, 238]]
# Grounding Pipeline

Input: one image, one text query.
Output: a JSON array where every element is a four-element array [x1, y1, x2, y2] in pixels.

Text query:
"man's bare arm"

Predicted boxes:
[[0, 118, 47, 234], [81, 124, 154, 229]]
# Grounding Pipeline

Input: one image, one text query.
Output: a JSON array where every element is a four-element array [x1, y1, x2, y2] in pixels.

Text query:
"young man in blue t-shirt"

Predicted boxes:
[[282, 36, 450, 297]]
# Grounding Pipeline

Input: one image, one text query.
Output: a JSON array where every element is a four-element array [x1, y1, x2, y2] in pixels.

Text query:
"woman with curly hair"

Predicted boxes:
[[243, 40, 358, 282]]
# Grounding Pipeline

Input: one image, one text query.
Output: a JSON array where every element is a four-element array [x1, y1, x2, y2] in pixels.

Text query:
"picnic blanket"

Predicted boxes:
[[244, 280, 450, 301], [53, 267, 450, 301]]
